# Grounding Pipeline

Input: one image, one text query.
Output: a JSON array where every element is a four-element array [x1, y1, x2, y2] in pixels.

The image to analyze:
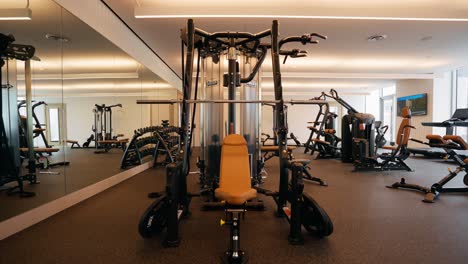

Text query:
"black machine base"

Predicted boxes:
[[301, 193, 334, 238], [353, 157, 413, 172], [202, 200, 265, 211], [387, 177, 468, 203], [221, 251, 248, 264]]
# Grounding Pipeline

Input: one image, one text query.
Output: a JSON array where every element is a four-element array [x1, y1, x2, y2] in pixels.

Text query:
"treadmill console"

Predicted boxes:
[[449, 108, 468, 121]]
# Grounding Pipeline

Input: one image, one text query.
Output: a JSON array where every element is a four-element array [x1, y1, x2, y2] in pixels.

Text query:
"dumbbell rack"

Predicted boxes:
[[120, 126, 181, 169]]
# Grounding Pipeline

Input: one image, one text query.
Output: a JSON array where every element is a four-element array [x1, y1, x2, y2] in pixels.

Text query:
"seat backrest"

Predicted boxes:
[[218, 134, 251, 191], [443, 135, 468, 150], [396, 107, 412, 146]]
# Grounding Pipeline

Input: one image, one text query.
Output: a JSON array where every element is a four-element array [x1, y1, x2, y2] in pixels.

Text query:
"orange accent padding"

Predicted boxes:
[[395, 107, 412, 146], [382, 145, 398, 150], [464, 158, 468, 163], [215, 134, 256, 205], [66, 140, 78, 143], [312, 138, 330, 145], [20, 147, 59, 153], [261, 145, 296, 152], [324, 129, 336, 134], [443, 135, 468, 150], [426, 134, 446, 143]]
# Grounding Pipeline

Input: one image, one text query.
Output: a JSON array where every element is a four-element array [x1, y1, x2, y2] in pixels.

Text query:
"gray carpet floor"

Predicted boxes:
[[1, 149, 468, 264]]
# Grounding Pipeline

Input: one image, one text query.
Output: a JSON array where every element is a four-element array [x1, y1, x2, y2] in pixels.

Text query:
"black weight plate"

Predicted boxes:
[[301, 193, 333, 238], [138, 196, 169, 238], [463, 173, 468, 186]]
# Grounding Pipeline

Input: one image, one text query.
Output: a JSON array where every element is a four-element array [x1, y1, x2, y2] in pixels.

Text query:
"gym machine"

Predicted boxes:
[[408, 108, 468, 158], [315, 89, 376, 163], [387, 149, 468, 203], [17, 100, 69, 171], [374, 121, 388, 152], [136, 20, 333, 263], [84, 103, 123, 149], [18, 100, 50, 148], [303, 95, 341, 159], [353, 107, 414, 171], [0, 33, 36, 197], [261, 103, 327, 186]]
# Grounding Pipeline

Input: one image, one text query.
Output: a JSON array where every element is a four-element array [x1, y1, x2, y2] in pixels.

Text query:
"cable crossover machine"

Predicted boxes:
[[136, 19, 333, 263]]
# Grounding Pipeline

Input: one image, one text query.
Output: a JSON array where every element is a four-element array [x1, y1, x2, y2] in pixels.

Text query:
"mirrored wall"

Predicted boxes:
[[0, 0, 176, 221]]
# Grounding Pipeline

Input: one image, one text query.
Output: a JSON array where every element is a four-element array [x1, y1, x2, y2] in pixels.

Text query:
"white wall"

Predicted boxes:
[[365, 89, 381, 120], [433, 72, 452, 135], [395, 79, 434, 147]]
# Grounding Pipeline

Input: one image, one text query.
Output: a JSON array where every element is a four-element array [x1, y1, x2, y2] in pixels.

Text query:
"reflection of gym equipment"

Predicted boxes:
[[85, 103, 123, 151], [388, 149, 468, 203], [0, 33, 36, 197], [19, 147, 69, 175], [121, 123, 181, 169], [17, 101, 69, 170], [18, 100, 51, 148], [408, 108, 468, 158], [65, 139, 80, 148], [136, 20, 332, 262]]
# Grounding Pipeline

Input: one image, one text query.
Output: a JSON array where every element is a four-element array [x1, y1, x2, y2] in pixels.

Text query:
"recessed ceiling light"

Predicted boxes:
[[367, 35, 387, 42], [45, 33, 70, 43], [420, 36, 433, 42]]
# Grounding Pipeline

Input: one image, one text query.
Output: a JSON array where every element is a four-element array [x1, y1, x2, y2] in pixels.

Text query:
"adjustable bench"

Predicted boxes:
[[215, 134, 257, 263]]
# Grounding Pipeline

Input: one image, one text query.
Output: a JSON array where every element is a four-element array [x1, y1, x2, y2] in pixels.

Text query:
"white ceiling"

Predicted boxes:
[[102, 0, 468, 92], [1, 0, 170, 96]]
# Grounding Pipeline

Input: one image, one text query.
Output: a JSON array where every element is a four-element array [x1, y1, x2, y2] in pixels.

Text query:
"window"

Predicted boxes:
[[380, 86, 396, 142], [48, 108, 60, 142], [455, 68, 468, 139], [382, 86, 396, 97]]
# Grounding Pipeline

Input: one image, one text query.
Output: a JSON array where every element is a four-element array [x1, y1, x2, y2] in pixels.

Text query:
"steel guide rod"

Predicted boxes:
[[137, 99, 328, 105]]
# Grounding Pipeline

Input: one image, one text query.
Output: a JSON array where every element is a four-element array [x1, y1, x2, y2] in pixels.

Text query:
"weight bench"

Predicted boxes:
[[215, 134, 257, 264], [20, 147, 59, 153], [95, 138, 129, 153], [261, 145, 296, 162], [19, 147, 69, 171], [65, 140, 81, 148]]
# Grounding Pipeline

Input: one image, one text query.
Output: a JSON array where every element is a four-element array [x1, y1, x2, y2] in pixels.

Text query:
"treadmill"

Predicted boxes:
[[408, 108, 468, 158]]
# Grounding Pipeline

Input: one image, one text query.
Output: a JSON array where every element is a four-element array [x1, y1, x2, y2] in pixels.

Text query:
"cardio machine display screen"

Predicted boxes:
[[397, 93, 427, 116]]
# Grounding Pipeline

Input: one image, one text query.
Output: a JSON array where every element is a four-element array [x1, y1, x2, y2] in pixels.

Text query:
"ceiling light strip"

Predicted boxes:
[[136, 15, 468, 21], [0, 8, 32, 20]]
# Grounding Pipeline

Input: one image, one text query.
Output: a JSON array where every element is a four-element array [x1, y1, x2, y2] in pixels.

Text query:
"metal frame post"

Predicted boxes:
[[271, 20, 289, 216]]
